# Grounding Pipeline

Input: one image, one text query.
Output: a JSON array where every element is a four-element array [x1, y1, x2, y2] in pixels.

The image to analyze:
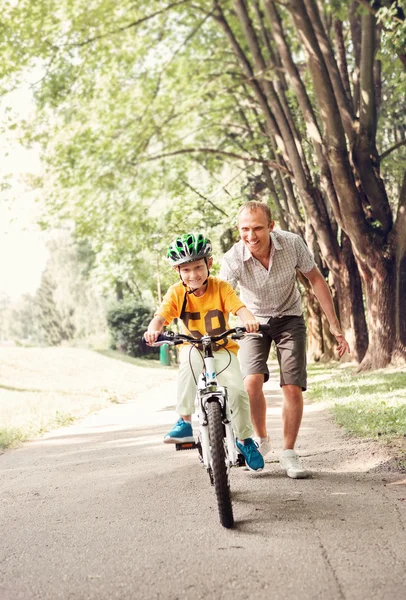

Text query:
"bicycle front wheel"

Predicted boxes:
[[207, 401, 234, 529]]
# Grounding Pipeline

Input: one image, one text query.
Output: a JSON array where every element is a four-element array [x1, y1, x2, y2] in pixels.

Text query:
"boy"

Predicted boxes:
[[144, 232, 264, 471]]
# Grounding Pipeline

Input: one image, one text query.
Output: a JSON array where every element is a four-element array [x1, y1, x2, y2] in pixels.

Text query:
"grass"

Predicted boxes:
[[0, 392, 106, 450], [94, 349, 168, 369], [306, 363, 406, 440], [0, 346, 176, 451], [0, 412, 80, 449]]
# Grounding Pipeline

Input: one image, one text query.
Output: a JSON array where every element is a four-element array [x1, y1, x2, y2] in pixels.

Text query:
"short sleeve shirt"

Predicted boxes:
[[155, 276, 246, 354], [219, 230, 315, 323]]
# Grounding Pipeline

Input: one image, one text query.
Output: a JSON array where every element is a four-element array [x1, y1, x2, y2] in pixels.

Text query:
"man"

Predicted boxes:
[[220, 201, 350, 478]]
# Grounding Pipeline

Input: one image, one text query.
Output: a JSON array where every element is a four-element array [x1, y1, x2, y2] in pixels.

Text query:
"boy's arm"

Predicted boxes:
[[236, 306, 259, 333], [144, 315, 166, 345]]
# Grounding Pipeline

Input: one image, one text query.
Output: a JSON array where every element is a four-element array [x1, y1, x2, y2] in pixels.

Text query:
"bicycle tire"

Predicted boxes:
[[207, 401, 234, 528]]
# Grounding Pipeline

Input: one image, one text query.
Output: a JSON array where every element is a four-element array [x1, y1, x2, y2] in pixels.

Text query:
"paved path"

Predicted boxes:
[[1, 363, 405, 599]]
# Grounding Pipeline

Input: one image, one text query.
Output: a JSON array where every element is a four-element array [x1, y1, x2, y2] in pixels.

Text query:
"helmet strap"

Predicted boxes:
[[178, 258, 210, 321]]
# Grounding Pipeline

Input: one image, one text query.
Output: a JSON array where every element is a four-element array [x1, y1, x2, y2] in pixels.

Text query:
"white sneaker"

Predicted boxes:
[[279, 449, 309, 479], [253, 435, 271, 458]]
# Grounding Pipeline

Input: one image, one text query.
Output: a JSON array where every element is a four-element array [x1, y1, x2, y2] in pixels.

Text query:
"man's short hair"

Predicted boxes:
[[237, 201, 273, 224]]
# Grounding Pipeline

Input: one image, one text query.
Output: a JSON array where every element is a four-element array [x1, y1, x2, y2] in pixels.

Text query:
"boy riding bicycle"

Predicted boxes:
[[144, 233, 264, 472]]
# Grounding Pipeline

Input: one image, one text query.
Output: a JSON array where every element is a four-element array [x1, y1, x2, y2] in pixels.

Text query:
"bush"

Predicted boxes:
[[107, 300, 159, 359]]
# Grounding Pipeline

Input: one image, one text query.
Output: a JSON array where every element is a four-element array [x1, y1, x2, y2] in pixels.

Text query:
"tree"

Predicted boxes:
[[34, 271, 69, 345], [0, 292, 12, 341], [9, 294, 39, 342], [1, 0, 405, 366]]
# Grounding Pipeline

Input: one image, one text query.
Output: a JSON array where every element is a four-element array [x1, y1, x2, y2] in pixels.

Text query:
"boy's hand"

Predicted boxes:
[[243, 319, 260, 333], [144, 330, 161, 345]]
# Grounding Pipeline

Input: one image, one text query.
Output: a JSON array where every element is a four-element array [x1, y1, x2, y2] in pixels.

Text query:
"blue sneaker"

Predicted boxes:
[[236, 438, 264, 472], [164, 418, 194, 444]]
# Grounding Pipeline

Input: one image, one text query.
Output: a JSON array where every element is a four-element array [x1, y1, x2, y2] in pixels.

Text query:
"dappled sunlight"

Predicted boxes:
[[301, 401, 330, 413], [307, 364, 406, 404], [361, 90, 370, 105], [306, 121, 322, 144]]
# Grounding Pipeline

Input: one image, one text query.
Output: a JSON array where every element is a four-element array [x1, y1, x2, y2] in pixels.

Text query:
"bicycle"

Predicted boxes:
[[152, 324, 270, 529]]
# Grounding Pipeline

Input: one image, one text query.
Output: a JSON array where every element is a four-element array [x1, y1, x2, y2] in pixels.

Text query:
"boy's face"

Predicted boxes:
[[177, 257, 212, 289]]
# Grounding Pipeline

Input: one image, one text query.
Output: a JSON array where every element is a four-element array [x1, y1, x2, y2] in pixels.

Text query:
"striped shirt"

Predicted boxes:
[[219, 230, 315, 323]]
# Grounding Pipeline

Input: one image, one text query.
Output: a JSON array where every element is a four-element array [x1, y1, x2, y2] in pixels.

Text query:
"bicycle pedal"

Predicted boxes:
[[175, 441, 198, 451], [237, 453, 246, 467]]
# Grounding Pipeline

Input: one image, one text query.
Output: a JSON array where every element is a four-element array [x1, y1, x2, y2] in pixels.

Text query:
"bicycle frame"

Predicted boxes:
[[152, 324, 270, 528], [195, 337, 239, 475]]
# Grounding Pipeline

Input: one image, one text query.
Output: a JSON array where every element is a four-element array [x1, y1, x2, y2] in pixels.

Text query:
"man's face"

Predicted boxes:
[[238, 208, 274, 257], [177, 257, 212, 289]]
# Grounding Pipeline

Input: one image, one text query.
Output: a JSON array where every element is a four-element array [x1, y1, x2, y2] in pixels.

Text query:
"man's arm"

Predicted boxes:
[[302, 266, 350, 357]]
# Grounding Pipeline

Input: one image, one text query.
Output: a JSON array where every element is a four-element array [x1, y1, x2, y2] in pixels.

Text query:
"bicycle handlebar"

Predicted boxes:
[[150, 324, 271, 347]]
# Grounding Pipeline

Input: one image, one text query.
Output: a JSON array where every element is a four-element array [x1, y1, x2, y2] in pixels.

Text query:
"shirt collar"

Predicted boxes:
[[242, 231, 282, 262]]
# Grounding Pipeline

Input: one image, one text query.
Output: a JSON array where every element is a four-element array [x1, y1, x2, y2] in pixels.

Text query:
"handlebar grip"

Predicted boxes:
[[154, 332, 186, 346], [143, 332, 176, 347], [156, 333, 172, 342], [258, 324, 271, 333]]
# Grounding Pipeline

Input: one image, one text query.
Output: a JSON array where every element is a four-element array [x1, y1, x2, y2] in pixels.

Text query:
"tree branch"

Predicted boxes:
[[380, 138, 406, 161], [180, 180, 229, 216], [73, 0, 191, 47], [134, 147, 292, 174]]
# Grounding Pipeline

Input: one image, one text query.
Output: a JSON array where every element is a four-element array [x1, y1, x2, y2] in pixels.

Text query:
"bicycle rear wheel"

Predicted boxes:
[[207, 401, 234, 528]]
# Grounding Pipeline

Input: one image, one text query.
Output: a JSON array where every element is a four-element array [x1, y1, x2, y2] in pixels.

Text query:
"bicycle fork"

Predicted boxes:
[[197, 356, 239, 472]]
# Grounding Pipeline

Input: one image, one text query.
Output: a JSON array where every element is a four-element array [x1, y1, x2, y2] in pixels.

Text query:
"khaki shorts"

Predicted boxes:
[[238, 315, 307, 390]]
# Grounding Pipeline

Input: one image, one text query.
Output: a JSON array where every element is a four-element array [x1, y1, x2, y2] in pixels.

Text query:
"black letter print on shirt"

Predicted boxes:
[[182, 312, 202, 339], [183, 309, 228, 347]]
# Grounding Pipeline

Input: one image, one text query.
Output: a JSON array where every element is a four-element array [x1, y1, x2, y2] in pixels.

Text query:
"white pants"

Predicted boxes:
[[176, 345, 253, 440]]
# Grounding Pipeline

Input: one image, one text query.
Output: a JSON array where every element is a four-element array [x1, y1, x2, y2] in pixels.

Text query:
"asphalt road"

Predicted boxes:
[[1, 366, 405, 600]]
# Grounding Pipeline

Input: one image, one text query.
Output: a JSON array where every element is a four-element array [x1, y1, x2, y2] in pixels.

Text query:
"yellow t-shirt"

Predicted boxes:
[[156, 276, 245, 354]]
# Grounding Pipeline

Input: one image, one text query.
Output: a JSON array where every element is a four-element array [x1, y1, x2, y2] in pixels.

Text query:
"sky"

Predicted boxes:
[[0, 85, 49, 302]]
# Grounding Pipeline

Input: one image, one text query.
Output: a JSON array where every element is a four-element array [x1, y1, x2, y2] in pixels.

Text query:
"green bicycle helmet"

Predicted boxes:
[[167, 233, 212, 267]]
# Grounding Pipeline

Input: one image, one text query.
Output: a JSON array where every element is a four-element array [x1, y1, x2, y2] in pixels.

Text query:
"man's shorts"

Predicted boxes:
[[238, 315, 307, 390]]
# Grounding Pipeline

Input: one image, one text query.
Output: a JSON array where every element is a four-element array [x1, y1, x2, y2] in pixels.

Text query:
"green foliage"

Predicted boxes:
[[377, 2, 406, 56], [1, 0, 269, 299], [107, 299, 159, 359]]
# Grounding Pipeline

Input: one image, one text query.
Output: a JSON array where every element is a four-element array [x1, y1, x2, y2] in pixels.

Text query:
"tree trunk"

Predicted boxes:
[[303, 0, 355, 144], [349, 1, 361, 114], [337, 234, 368, 363], [287, 0, 399, 368], [394, 171, 406, 356], [352, 12, 392, 233], [263, 0, 342, 225], [356, 251, 396, 369]]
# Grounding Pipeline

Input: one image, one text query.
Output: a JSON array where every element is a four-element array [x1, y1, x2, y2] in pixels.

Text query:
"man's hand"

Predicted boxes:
[[330, 325, 351, 357], [144, 330, 161, 345], [243, 319, 260, 333]]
